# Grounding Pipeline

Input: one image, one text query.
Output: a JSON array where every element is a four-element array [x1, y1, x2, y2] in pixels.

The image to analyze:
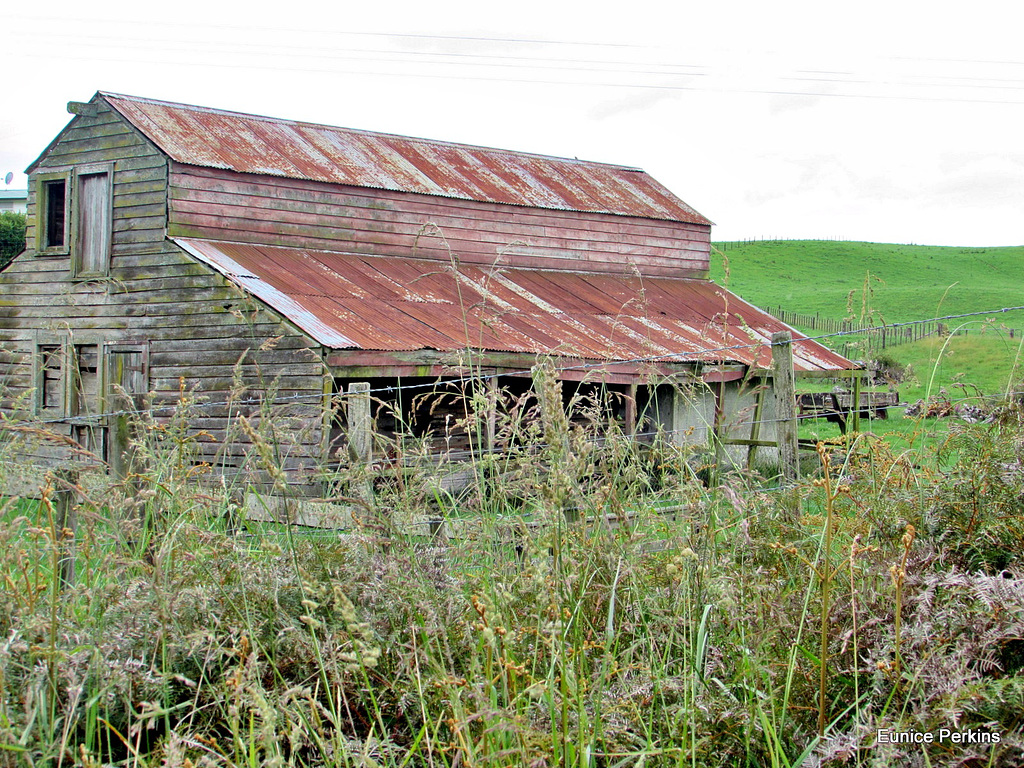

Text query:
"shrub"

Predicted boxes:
[[929, 413, 1024, 572], [0, 211, 26, 267]]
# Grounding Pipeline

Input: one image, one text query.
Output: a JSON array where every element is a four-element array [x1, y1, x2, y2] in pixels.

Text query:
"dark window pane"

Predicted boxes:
[[45, 180, 66, 248], [39, 344, 62, 410]]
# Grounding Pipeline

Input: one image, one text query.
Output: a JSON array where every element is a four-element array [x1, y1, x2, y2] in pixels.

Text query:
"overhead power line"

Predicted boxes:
[[5, 13, 646, 51], [11, 15, 1024, 107]]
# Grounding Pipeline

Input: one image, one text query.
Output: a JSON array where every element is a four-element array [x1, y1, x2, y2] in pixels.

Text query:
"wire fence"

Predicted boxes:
[[762, 306, 1022, 357], [714, 237, 850, 249]]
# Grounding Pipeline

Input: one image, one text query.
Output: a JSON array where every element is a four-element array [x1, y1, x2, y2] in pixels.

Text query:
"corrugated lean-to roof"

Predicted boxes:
[[175, 238, 855, 373]]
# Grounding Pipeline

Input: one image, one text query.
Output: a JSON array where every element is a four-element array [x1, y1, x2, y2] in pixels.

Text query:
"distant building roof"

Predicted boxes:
[[175, 238, 854, 372], [100, 92, 711, 226], [0, 189, 27, 214]]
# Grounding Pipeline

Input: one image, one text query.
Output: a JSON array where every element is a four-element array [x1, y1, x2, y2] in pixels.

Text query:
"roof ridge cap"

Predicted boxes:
[[99, 91, 642, 171]]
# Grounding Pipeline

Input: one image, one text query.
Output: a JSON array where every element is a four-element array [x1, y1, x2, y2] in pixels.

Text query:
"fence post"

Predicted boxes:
[[347, 382, 373, 505], [347, 383, 372, 463], [108, 351, 147, 484], [625, 382, 638, 437], [771, 332, 800, 483], [851, 374, 862, 434], [51, 468, 79, 592]]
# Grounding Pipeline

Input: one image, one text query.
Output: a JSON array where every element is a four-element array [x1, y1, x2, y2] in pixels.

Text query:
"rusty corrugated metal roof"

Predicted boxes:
[[175, 238, 856, 373], [100, 92, 711, 225]]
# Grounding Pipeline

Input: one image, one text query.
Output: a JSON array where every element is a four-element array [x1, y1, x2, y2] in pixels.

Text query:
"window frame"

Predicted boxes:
[[33, 332, 68, 416], [68, 340, 103, 420], [35, 169, 72, 256], [33, 163, 114, 277], [101, 342, 149, 414]]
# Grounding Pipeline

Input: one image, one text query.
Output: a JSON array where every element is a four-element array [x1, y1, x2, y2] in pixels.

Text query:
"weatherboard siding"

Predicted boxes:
[[4, 102, 330, 488], [0, 241, 327, 491], [167, 166, 711, 278]]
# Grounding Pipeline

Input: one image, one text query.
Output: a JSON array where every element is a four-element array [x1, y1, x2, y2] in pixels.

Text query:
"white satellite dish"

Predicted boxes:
[[3, 173, 12, 186]]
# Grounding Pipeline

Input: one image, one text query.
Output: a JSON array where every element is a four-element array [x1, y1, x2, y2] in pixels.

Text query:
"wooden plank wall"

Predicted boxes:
[[167, 166, 712, 279], [0, 102, 327, 494]]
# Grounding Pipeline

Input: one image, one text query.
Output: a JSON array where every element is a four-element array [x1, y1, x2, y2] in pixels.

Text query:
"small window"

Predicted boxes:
[[36, 343, 65, 414], [36, 171, 71, 255], [69, 343, 100, 417], [44, 180, 67, 248]]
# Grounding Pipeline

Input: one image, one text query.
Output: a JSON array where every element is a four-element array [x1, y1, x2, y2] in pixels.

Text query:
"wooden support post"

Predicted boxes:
[[746, 383, 766, 470], [320, 369, 334, 465], [532, 363, 570, 457], [671, 385, 686, 447], [485, 375, 498, 455], [107, 350, 146, 484], [851, 374, 862, 434], [347, 382, 372, 464], [771, 332, 800, 482], [711, 381, 725, 485], [625, 382, 638, 437], [829, 392, 848, 435], [51, 468, 79, 592], [347, 382, 374, 507]]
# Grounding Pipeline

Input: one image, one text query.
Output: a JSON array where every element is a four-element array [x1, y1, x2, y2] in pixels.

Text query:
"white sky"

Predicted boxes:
[[3, 0, 1023, 246]]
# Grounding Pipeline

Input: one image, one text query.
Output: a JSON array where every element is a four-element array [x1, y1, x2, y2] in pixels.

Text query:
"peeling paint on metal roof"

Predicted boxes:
[[101, 92, 712, 225], [175, 240, 357, 349], [173, 238, 857, 372]]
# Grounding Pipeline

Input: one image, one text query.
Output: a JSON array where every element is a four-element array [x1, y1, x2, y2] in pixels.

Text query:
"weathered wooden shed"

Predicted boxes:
[[0, 92, 857, 507]]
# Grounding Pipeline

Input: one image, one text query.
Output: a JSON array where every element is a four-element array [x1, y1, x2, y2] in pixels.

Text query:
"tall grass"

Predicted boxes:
[[2, 382, 1024, 767]]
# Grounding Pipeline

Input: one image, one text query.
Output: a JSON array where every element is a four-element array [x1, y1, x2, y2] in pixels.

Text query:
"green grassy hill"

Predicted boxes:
[[712, 240, 1024, 414], [711, 240, 1024, 326]]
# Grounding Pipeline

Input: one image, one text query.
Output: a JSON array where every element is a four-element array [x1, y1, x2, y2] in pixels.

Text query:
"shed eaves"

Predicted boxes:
[[99, 92, 712, 225]]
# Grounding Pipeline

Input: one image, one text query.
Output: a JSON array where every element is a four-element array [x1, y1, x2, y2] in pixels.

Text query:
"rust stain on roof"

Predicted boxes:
[[101, 92, 711, 225], [174, 238, 856, 373]]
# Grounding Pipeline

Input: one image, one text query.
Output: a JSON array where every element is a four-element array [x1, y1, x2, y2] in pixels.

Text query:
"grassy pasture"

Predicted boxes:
[[714, 240, 1024, 451], [711, 240, 1024, 327]]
